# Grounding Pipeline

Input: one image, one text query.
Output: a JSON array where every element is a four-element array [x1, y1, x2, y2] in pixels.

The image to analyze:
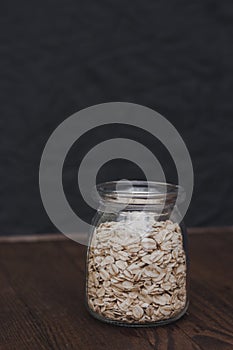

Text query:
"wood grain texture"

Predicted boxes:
[[0, 231, 232, 350], [0, 226, 232, 243]]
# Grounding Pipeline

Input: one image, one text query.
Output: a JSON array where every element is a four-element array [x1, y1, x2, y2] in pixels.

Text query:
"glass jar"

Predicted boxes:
[[86, 181, 189, 326]]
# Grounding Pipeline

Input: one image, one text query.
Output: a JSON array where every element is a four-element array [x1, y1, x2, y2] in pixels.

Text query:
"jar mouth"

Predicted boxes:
[[96, 180, 185, 205]]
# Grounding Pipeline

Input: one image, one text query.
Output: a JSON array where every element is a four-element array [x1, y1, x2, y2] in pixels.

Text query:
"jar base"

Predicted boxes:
[[86, 301, 189, 327]]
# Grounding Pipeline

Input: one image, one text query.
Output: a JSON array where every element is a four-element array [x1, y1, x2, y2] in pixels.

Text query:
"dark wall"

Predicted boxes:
[[1, 0, 233, 235]]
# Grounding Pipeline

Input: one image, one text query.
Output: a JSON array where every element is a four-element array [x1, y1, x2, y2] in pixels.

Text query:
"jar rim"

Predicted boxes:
[[96, 180, 185, 205]]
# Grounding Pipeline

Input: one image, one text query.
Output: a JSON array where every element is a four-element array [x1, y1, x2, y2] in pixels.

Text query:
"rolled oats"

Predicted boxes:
[[87, 214, 187, 324]]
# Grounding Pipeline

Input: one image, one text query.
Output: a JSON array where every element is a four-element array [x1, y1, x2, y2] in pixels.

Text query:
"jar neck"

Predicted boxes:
[[98, 202, 183, 227], [98, 200, 176, 213], [95, 180, 184, 216]]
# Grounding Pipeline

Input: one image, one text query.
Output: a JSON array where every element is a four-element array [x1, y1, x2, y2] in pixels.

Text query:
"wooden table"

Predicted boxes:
[[0, 229, 232, 350]]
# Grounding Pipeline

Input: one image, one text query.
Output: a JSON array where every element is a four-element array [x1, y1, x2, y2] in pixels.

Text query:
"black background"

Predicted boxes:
[[1, 0, 233, 235]]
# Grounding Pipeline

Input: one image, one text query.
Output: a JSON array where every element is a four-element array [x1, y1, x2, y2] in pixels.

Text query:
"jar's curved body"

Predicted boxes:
[[86, 182, 189, 326]]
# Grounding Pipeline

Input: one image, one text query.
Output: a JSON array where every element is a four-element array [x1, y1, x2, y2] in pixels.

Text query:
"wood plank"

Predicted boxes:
[[0, 226, 232, 243], [0, 231, 232, 349], [173, 233, 233, 350], [0, 265, 55, 350]]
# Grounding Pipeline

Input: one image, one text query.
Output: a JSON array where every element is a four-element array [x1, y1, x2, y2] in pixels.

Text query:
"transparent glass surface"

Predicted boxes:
[[86, 181, 189, 327]]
